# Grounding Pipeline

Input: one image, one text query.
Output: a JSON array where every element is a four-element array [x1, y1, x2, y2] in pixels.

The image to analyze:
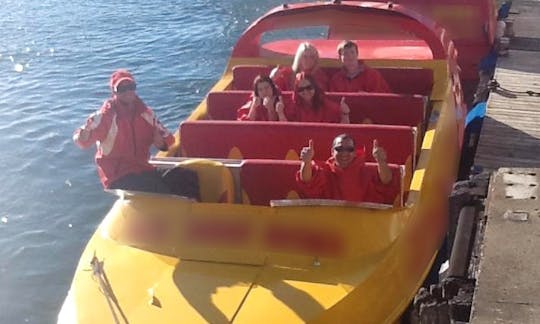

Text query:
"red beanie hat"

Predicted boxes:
[[110, 69, 135, 92]]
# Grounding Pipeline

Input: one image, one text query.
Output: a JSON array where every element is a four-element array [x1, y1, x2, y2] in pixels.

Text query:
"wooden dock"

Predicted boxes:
[[471, 0, 540, 323], [474, 55, 540, 169]]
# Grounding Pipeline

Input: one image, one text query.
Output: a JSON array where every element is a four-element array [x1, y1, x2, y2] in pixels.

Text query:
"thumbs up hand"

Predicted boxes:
[[300, 139, 315, 163], [340, 97, 350, 115], [275, 97, 285, 115], [372, 139, 387, 163]]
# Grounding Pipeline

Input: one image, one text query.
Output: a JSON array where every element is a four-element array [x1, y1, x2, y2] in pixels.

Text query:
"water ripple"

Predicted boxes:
[[0, 0, 288, 323]]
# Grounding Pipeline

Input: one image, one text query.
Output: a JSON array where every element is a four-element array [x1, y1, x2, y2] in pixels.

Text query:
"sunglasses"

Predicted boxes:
[[297, 85, 314, 93], [115, 83, 136, 93], [334, 146, 355, 153]]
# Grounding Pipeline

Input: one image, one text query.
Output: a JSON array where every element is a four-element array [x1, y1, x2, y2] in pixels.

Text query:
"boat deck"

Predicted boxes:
[[471, 0, 540, 322]]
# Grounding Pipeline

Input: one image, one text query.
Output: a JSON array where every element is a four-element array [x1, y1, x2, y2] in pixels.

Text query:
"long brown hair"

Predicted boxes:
[[293, 73, 324, 111], [253, 75, 279, 98]]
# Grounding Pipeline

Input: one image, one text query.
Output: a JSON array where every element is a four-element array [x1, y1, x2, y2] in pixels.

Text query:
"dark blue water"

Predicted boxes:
[[0, 1, 288, 322]]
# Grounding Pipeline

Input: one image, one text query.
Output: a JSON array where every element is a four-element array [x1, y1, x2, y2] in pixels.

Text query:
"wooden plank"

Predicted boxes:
[[474, 49, 540, 171]]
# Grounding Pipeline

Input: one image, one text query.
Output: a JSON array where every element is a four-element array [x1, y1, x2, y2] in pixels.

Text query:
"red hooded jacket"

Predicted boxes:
[[73, 71, 174, 188], [236, 93, 282, 121], [329, 62, 391, 93], [296, 156, 397, 203], [272, 66, 329, 91], [285, 95, 341, 123]]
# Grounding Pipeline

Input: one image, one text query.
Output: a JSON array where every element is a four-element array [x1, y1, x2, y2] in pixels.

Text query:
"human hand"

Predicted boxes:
[[153, 127, 166, 149], [263, 96, 275, 110], [361, 117, 373, 124], [300, 139, 315, 163], [275, 98, 284, 115], [340, 97, 350, 115], [372, 139, 387, 163], [275, 96, 287, 121], [252, 96, 262, 107]]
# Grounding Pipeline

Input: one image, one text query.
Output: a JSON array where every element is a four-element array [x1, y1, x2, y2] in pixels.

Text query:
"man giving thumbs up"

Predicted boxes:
[[297, 134, 393, 202]]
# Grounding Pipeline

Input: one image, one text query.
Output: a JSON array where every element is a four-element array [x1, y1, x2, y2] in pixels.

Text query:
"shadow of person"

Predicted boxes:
[[173, 260, 259, 323], [172, 250, 388, 322], [172, 260, 325, 322], [254, 268, 327, 321]]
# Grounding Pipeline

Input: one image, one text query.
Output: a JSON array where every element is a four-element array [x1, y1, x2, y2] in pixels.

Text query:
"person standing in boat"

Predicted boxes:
[[282, 74, 350, 123], [270, 42, 329, 91], [329, 40, 391, 93], [73, 69, 199, 198], [296, 134, 395, 202], [237, 75, 287, 121]]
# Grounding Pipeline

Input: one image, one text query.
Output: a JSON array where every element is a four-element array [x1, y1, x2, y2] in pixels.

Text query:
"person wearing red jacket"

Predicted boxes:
[[270, 42, 329, 91], [73, 69, 198, 197], [283, 74, 350, 123], [237, 75, 286, 121], [296, 134, 394, 203], [329, 40, 391, 93]]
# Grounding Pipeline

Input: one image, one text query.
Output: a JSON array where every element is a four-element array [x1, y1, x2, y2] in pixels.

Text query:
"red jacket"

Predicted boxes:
[[237, 94, 281, 121], [329, 63, 391, 93], [285, 97, 341, 123], [296, 156, 396, 203], [272, 66, 329, 91], [73, 96, 174, 188]]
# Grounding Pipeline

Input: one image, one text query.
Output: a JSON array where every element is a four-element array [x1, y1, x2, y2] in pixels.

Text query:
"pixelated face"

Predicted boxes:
[[296, 79, 315, 102], [332, 137, 356, 168], [114, 80, 137, 104], [256, 80, 273, 98], [340, 46, 359, 70]]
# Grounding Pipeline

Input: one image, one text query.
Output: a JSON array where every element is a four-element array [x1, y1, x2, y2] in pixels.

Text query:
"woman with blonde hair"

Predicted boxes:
[[271, 42, 329, 91]]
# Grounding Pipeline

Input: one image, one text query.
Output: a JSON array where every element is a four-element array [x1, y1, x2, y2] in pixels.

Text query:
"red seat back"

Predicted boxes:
[[240, 159, 403, 206], [378, 68, 433, 96], [207, 91, 252, 120], [326, 92, 426, 126], [180, 121, 416, 165], [240, 160, 301, 206], [207, 90, 425, 126], [232, 65, 433, 95], [232, 65, 273, 90]]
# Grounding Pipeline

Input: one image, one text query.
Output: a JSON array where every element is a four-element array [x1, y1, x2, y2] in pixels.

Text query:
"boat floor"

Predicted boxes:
[[74, 233, 389, 323]]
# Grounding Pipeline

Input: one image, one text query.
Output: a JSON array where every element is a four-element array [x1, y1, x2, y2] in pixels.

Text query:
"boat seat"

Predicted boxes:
[[206, 90, 426, 127], [240, 159, 405, 206], [240, 160, 301, 206], [206, 90, 252, 120], [232, 65, 433, 96], [175, 159, 235, 203], [180, 120, 417, 166]]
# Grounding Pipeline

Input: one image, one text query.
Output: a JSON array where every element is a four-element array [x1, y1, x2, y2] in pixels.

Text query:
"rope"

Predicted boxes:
[[488, 79, 540, 98], [91, 254, 129, 324]]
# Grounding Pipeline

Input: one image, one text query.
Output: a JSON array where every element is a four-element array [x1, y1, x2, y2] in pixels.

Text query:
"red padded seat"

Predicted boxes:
[[232, 65, 433, 96], [206, 90, 426, 127], [179, 121, 416, 166], [240, 159, 404, 206]]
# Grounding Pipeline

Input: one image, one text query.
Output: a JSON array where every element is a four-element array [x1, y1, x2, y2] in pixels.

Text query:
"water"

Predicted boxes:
[[0, 0, 289, 322]]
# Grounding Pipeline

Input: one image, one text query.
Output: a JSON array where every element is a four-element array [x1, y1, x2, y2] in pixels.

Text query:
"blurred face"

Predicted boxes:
[[115, 80, 137, 104], [300, 49, 317, 71], [256, 81, 273, 98], [296, 79, 315, 103], [332, 137, 356, 168], [340, 46, 359, 71]]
